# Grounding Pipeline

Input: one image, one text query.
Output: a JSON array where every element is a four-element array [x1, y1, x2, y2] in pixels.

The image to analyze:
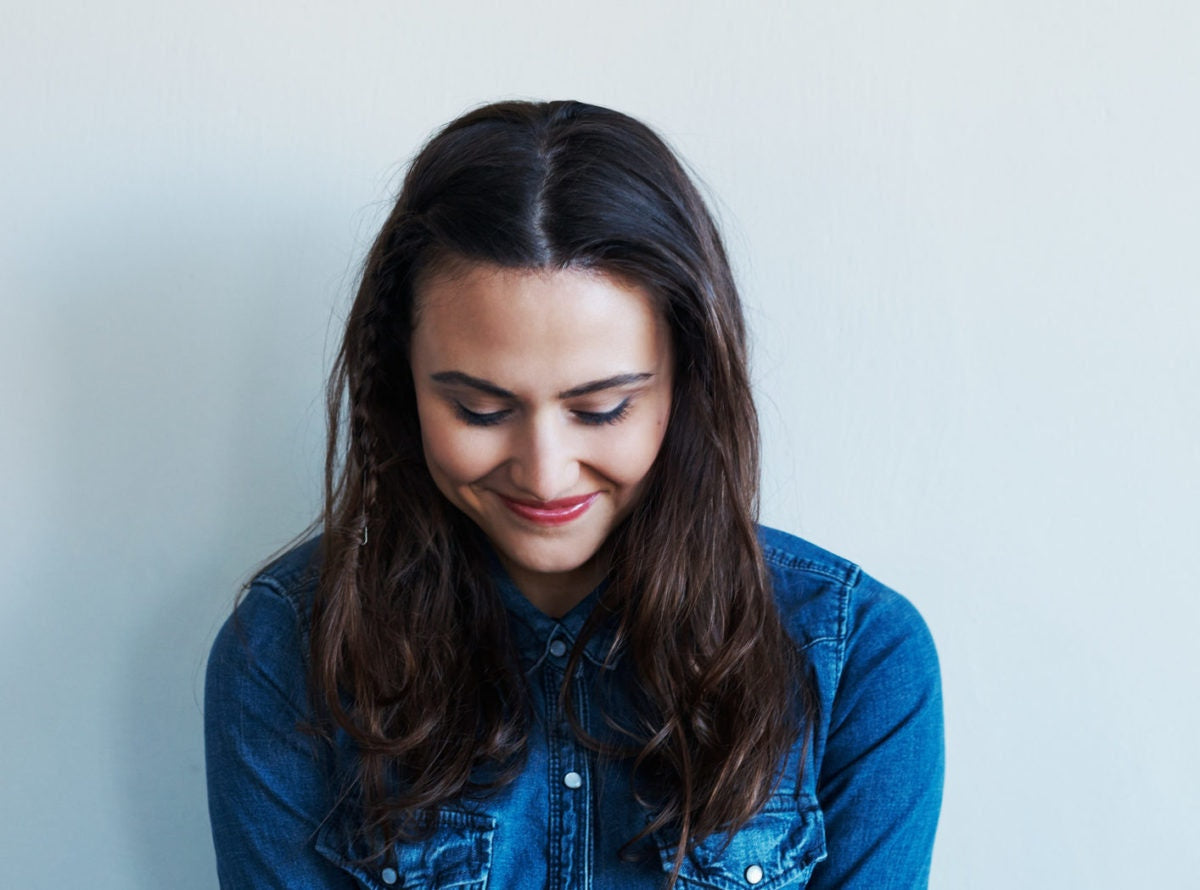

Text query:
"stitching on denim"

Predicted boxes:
[[799, 635, 838, 651], [834, 567, 860, 687], [576, 670, 594, 886], [545, 665, 564, 882], [762, 549, 859, 589], [762, 549, 853, 581], [250, 575, 315, 653], [230, 588, 309, 723]]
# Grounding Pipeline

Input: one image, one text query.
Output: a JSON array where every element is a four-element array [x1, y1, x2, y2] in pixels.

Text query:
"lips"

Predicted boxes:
[[498, 492, 599, 526]]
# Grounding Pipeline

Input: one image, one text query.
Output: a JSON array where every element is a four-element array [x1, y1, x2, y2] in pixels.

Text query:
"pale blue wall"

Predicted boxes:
[[2, 2, 1197, 887]]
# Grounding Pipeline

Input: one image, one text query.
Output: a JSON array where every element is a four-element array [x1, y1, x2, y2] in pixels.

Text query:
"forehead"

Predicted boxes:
[[411, 264, 671, 390]]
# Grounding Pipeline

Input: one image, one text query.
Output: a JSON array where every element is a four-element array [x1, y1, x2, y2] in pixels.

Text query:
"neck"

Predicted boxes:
[[499, 554, 607, 619]]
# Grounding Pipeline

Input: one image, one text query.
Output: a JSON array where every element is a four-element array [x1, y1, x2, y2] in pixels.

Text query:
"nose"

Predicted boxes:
[[508, 412, 580, 502]]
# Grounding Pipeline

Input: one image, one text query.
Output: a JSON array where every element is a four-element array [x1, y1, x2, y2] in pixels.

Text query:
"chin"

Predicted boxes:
[[504, 545, 595, 577]]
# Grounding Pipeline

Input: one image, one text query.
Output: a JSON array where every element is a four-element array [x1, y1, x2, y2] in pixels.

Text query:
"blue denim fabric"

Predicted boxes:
[[205, 526, 943, 889]]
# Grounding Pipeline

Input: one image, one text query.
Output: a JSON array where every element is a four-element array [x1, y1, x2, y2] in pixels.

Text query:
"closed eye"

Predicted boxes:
[[573, 399, 630, 426], [453, 398, 632, 427], [454, 403, 512, 427]]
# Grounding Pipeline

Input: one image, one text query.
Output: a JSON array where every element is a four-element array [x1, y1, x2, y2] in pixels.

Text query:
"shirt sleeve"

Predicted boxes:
[[204, 583, 356, 889], [808, 574, 945, 889]]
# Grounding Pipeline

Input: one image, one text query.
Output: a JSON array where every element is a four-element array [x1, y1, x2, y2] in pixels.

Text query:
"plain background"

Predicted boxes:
[[2, 1, 1197, 887]]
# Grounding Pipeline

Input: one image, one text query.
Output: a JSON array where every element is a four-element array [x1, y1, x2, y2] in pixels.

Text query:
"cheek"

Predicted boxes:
[[598, 413, 671, 488], [417, 402, 500, 485]]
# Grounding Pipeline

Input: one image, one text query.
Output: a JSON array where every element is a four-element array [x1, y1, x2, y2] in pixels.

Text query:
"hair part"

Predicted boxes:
[[311, 99, 813, 884]]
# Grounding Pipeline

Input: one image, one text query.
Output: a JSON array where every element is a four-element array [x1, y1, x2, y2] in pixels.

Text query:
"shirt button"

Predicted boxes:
[[745, 864, 764, 884], [563, 770, 583, 789], [380, 867, 398, 885], [549, 638, 567, 657]]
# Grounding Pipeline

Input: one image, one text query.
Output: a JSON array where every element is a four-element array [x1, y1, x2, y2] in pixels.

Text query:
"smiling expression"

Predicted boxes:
[[409, 263, 674, 616]]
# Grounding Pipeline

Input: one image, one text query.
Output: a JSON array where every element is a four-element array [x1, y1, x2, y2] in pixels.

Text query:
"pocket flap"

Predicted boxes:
[[315, 808, 496, 890], [656, 801, 827, 890]]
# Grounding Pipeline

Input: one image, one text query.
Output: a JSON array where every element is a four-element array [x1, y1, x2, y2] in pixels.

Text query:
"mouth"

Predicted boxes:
[[498, 492, 600, 526]]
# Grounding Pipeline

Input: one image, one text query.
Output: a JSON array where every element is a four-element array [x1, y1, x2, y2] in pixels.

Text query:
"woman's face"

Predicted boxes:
[[409, 262, 674, 615]]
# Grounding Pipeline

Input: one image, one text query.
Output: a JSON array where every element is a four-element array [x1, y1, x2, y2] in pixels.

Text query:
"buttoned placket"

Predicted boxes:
[[544, 627, 593, 890]]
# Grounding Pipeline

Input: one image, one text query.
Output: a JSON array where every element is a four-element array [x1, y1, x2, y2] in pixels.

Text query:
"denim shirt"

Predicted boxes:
[[205, 526, 943, 889]]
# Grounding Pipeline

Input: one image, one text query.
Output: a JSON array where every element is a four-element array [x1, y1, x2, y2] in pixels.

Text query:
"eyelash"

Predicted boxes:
[[576, 399, 630, 426], [454, 399, 631, 428], [454, 405, 511, 427]]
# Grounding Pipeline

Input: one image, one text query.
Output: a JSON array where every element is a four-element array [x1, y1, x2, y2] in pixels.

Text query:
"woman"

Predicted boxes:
[[205, 100, 943, 889]]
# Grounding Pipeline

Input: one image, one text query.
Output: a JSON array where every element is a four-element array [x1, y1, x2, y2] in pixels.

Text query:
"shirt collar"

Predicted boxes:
[[488, 558, 623, 672]]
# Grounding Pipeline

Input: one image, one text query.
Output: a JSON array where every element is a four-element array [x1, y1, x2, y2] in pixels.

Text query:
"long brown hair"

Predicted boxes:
[[312, 100, 811, 880]]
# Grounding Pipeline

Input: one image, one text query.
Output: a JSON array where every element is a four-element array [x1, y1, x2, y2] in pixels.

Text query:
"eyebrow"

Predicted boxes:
[[430, 371, 654, 400]]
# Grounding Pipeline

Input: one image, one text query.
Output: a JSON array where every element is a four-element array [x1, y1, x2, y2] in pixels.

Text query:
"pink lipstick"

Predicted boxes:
[[499, 492, 599, 526]]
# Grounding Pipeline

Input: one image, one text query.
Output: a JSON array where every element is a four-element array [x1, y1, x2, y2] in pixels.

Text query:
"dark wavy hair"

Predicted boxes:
[[313, 100, 811, 882]]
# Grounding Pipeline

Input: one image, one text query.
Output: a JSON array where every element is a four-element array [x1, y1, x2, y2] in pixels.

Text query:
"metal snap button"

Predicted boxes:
[[563, 770, 583, 789], [549, 638, 568, 657], [745, 864, 764, 884], [381, 866, 398, 885]]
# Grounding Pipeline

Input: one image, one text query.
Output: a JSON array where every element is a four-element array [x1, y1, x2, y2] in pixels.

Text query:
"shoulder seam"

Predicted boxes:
[[247, 573, 314, 652], [833, 566, 861, 691], [762, 548, 859, 585]]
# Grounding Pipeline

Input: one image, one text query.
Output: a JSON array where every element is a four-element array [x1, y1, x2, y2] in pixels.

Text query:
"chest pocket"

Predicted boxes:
[[655, 800, 827, 890], [315, 808, 496, 890]]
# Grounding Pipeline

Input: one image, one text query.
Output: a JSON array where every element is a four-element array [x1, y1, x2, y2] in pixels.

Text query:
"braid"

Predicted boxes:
[[350, 294, 386, 550], [349, 217, 412, 554]]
